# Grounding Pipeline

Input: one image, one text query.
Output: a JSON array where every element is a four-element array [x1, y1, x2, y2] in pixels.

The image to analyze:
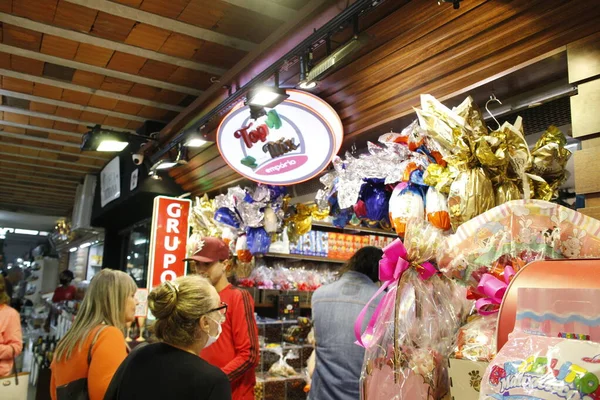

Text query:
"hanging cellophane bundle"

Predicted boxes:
[[355, 220, 470, 400]]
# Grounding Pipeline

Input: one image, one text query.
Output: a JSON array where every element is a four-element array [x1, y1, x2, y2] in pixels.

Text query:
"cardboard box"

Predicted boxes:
[[448, 357, 489, 400], [361, 236, 370, 249], [328, 232, 338, 259]]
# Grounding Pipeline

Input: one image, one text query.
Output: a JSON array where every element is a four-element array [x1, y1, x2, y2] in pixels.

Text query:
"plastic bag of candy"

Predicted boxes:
[[268, 348, 298, 377], [250, 265, 274, 289], [453, 315, 497, 362]]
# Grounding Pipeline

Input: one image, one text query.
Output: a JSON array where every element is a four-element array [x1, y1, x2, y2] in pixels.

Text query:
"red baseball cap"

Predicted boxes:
[[183, 237, 230, 263]]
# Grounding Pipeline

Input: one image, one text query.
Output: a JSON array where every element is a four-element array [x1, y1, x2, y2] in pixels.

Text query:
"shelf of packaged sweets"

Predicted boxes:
[[262, 252, 347, 264], [311, 220, 397, 237]]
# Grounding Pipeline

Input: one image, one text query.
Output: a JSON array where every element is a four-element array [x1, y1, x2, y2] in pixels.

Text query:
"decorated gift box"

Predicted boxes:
[[479, 287, 600, 399]]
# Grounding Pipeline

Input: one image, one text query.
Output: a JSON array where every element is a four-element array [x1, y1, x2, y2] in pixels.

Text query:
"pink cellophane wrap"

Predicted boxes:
[[359, 221, 470, 400]]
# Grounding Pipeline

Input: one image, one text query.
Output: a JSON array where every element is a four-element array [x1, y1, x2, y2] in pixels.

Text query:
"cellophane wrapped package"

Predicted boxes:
[[480, 287, 600, 399], [357, 221, 470, 400], [438, 200, 600, 310]]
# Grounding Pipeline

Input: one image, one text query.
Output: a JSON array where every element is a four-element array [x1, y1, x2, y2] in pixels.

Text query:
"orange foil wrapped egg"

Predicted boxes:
[[425, 187, 451, 230]]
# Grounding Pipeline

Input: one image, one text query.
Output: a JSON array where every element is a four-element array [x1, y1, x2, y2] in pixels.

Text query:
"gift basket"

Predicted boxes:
[[354, 221, 470, 400]]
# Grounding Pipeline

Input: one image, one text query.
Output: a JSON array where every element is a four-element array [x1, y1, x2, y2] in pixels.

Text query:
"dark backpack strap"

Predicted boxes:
[[87, 326, 108, 366]]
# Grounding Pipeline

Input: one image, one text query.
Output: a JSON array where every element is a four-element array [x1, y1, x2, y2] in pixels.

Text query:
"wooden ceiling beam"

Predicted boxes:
[[0, 89, 155, 123], [63, 0, 255, 52], [0, 184, 75, 200], [145, 0, 330, 146], [0, 44, 202, 96], [0, 197, 73, 208], [0, 142, 108, 161], [0, 151, 101, 169], [0, 12, 226, 76], [0, 174, 78, 188], [0, 159, 92, 174], [0, 69, 184, 112], [0, 132, 80, 149], [0, 180, 76, 192], [0, 105, 136, 133], [0, 121, 82, 140], [0, 202, 69, 214], [0, 168, 82, 183], [221, 0, 296, 21], [0, 189, 75, 203]]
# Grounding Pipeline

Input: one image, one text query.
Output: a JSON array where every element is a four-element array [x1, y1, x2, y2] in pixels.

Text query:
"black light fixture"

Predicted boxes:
[[81, 125, 131, 152], [81, 125, 155, 152], [297, 53, 317, 90], [249, 105, 267, 120], [438, 0, 461, 9], [148, 144, 188, 176], [246, 72, 289, 109]]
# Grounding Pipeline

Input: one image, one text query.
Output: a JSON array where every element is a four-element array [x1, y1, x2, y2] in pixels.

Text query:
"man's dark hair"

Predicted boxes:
[[341, 246, 383, 282], [60, 270, 75, 281]]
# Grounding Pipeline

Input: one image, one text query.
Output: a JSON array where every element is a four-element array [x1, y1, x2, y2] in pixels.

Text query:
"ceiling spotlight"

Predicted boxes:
[[148, 144, 188, 176], [246, 86, 289, 108], [185, 137, 209, 148], [148, 170, 162, 180], [298, 80, 317, 90], [154, 160, 178, 170], [297, 53, 318, 90], [81, 125, 156, 152]]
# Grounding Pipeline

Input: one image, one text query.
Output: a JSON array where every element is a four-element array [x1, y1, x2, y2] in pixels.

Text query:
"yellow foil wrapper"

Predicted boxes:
[[494, 180, 523, 205], [448, 168, 495, 230], [530, 126, 571, 179], [475, 135, 507, 177], [454, 96, 489, 139], [526, 174, 554, 201], [424, 164, 455, 194]]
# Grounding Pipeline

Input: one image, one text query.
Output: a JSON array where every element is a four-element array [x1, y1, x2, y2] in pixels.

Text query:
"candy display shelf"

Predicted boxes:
[[311, 220, 397, 237], [262, 252, 347, 264]]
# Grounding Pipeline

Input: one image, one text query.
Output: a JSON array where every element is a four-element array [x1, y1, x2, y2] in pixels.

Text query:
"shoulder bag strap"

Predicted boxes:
[[11, 345, 18, 386], [87, 326, 108, 366]]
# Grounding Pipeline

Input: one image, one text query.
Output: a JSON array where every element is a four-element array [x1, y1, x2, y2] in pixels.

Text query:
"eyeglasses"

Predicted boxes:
[[204, 302, 228, 316]]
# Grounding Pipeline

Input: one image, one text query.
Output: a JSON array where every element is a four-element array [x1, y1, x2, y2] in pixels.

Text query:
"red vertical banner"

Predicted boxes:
[[147, 196, 191, 290]]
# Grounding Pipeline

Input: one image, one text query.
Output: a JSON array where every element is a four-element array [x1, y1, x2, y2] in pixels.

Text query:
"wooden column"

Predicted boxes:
[[570, 32, 600, 218]]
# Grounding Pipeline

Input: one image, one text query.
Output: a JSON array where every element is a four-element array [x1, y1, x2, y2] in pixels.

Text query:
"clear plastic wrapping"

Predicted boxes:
[[358, 221, 470, 400]]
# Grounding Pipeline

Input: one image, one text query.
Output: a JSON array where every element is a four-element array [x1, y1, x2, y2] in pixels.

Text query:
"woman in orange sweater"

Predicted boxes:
[[50, 269, 137, 400], [0, 275, 22, 377]]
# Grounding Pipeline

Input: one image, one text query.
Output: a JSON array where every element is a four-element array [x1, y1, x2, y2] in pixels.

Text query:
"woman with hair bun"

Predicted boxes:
[[104, 275, 231, 400]]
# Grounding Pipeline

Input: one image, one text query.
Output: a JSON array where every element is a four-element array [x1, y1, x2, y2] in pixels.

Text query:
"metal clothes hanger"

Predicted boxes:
[[485, 94, 503, 131]]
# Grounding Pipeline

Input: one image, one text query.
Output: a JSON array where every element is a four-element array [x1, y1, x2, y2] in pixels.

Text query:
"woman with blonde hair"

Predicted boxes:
[[0, 274, 22, 377], [105, 275, 231, 400], [50, 269, 137, 400]]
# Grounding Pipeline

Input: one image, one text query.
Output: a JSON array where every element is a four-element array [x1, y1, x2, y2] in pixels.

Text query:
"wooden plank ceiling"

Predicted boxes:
[[168, 0, 600, 198], [0, 0, 319, 216]]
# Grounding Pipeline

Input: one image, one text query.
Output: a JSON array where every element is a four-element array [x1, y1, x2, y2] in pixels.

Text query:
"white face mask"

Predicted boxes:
[[203, 317, 222, 349]]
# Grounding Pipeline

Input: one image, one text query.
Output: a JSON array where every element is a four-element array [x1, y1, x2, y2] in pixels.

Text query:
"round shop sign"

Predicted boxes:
[[216, 89, 343, 186]]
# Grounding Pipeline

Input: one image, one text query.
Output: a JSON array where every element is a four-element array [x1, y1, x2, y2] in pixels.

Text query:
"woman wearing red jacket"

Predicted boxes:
[[185, 237, 259, 400]]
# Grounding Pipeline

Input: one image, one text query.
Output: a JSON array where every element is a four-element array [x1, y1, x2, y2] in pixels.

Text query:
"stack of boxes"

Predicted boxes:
[[288, 230, 395, 260]]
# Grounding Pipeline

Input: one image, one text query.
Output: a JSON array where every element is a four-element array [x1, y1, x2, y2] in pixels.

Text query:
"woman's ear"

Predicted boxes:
[[199, 315, 210, 333]]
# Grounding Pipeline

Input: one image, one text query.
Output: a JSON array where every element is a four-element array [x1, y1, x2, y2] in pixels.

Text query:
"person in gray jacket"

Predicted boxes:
[[309, 246, 384, 400]]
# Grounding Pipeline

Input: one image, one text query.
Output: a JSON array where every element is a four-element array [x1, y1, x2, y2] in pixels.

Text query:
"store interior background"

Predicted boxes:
[[0, 0, 598, 399]]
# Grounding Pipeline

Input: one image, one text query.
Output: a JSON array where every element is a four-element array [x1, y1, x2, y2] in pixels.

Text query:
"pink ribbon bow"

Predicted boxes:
[[354, 238, 437, 348], [475, 266, 515, 315]]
